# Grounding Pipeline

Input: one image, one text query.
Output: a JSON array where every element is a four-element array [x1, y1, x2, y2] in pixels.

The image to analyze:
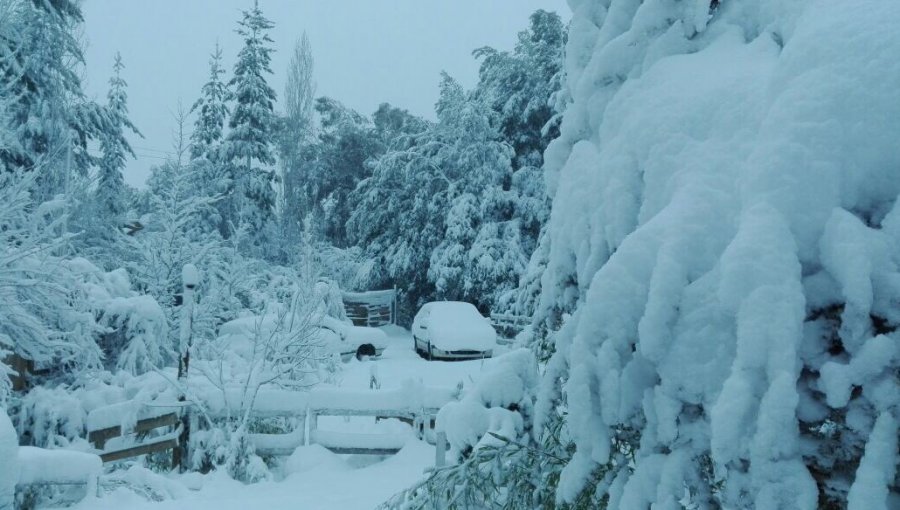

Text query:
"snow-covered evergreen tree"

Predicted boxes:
[[94, 52, 140, 253], [0, 0, 110, 202], [471, 10, 565, 316], [426, 75, 517, 311], [223, 0, 278, 253], [311, 97, 385, 247], [474, 9, 564, 172], [521, 1, 900, 508], [190, 43, 230, 163]]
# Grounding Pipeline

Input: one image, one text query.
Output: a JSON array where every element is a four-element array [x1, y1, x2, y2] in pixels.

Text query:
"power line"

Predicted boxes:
[[133, 145, 175, 155], [133, 152, 170, 161]]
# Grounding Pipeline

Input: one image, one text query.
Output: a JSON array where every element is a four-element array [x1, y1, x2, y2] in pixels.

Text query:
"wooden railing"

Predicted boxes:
[[489, 313, 531, 340], [81, 384, 453, 466], [205, 384, 454, 457], [342, 289, 397, 327], [86, 402, 184, 464]]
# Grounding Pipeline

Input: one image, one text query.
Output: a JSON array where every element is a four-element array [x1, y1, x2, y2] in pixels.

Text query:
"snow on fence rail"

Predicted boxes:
[[15, 446, 103, 506], [204, 384, 456, 456], [80, 383, 456, 462], [203, 384, 455, 419], [17, 447, 102, 487], [86, 401, 185, 463]]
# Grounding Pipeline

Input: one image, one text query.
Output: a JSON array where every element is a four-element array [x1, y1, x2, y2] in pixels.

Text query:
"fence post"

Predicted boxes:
[[175, 264, 199, 471], [392, 285, 397, 325], [305, 407, 317, 446], [435, 431, 447, 468]]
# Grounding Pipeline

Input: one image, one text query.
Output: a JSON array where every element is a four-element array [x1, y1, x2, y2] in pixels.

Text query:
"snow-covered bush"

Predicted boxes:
[[125, 157, 223, 363], [188, 271, 328, 482], [187, 427, 229, 473], [0, 172, 169, 384], [524, 1, 900, 508], [67, 259, 169, 375], [225, 426, 269, 484], [0, 174, 102, 396], [436, 349, 538, 457], [12, 386, 88, 449], [381, 350, 591, 509], [11, 371, 176, 450]]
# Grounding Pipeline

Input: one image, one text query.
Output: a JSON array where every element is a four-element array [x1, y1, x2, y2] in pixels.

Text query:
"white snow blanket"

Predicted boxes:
[[0, 409, 16, 509]]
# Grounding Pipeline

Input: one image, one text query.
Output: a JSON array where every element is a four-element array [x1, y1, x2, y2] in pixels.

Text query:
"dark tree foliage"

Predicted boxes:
[[0, 0, 111, 200]]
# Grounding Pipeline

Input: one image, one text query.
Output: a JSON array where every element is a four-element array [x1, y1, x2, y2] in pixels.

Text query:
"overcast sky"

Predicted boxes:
[[81, 1, 570, 187]]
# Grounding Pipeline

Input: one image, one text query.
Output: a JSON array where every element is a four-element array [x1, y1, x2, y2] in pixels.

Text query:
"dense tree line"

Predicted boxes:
[[155, 6, 566, 323], [279, 10, 566, 321]]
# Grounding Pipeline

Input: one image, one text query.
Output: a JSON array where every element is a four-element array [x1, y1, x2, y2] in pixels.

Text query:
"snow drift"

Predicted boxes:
[[1, 409, 17, 509], [533, 0, 900, 508]]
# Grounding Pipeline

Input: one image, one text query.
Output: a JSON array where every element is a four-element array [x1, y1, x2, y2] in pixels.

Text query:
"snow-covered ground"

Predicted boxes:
[[71, 326, 500, 510]]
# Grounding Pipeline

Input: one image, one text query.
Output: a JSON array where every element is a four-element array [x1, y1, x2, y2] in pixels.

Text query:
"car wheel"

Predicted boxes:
[[356, 343, 376, 361], [414, 337, 426, 359]]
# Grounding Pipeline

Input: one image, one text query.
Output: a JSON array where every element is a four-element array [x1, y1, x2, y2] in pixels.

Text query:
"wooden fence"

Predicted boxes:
[[210, 385, 452, 457], [13, 385, 452, 510], [79, 384, 454, 465], [342, 289, 397, 327], [85, 402, 185, 464], [489, 313, 531, 340]]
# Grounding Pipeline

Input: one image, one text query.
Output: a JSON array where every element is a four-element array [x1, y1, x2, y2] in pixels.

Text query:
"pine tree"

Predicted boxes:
[[190, 43, 229, 162], [223, 0, 278, 252], [95, 52, 140, 246], [0, 0, 109, 201]]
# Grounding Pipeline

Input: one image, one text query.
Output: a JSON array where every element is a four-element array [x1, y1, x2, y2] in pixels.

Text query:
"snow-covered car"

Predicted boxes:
[[219, 313, 389, 362], [412, 301, 496, 360]]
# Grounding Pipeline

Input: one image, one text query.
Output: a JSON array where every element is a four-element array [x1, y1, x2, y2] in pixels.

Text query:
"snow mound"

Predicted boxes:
[[105, 465, 189, 502], [284, 444, 346, 477], [0, 409, 17, 508]]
